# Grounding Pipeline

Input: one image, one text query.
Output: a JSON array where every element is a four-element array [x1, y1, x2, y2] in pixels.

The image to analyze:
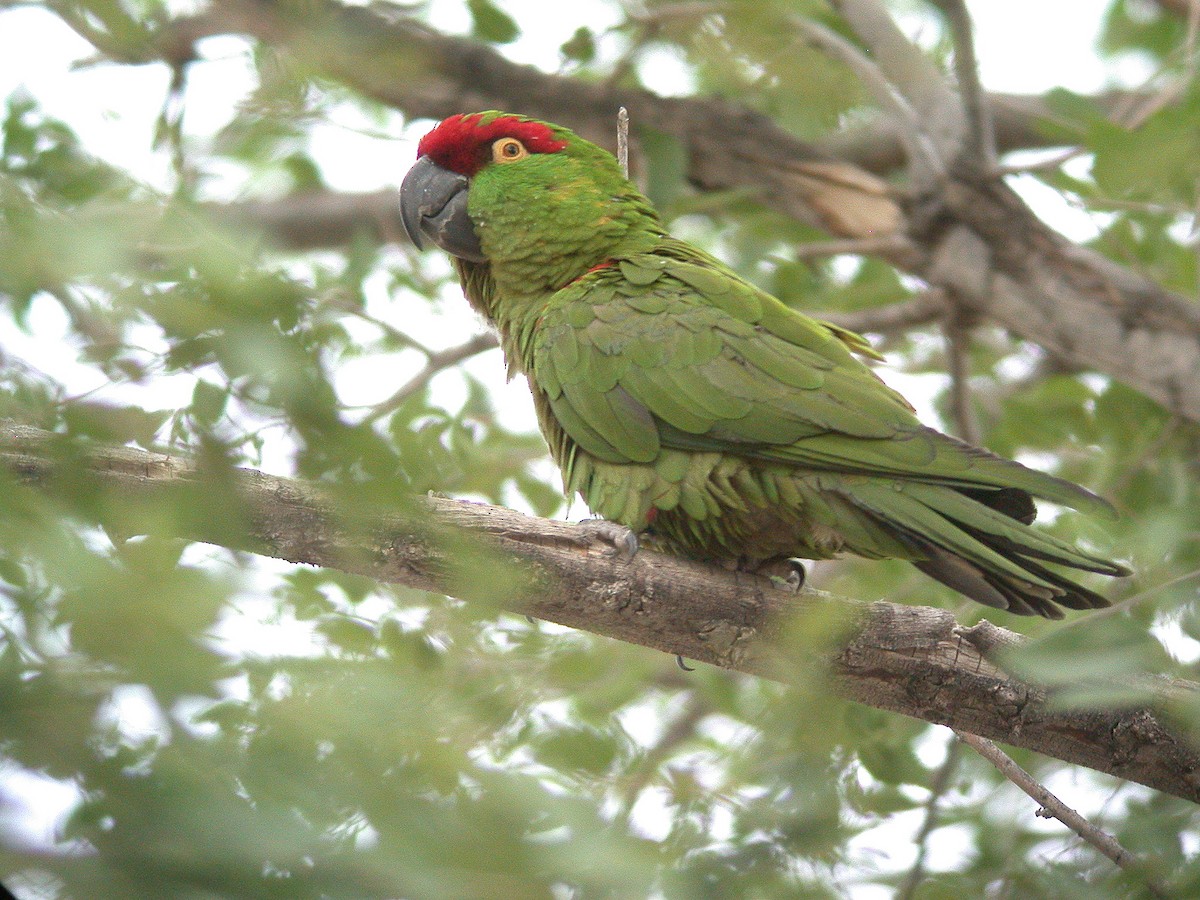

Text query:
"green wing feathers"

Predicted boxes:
[[531, 240, 1127, 618]]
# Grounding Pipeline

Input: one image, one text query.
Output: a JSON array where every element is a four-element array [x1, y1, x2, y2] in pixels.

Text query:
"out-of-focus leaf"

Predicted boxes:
[[561, 26, 596, 63], [467, 0, 519, 43]]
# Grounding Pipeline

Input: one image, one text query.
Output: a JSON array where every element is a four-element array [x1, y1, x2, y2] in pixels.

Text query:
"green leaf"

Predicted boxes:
[[467, 0, 519, 43], [1000, 616, 1175, 708], [1090, 82, 1200, 204], [63, 401, 169, 446], [535, 725, 618, 776], [560, 26, 595, 63], [315, 614, 378, 654], [191, 380, 228, 425], [1100, 0, 1185, 59]]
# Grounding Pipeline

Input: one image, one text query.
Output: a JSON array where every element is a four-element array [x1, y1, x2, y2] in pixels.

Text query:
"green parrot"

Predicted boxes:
[[399, 111, 1129, 618]]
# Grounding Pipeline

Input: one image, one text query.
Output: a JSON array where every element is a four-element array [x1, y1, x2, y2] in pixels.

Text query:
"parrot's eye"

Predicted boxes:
[[492, 138, 529, 163]]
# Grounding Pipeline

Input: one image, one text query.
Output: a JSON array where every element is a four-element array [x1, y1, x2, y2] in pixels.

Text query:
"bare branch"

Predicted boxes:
[[817, 292, 947, 336], [617, 106, 630, 178], [3, 421, 1199, 803], [943, 309, 982, 444], [791, 236, 918, 260], [929, 0, 996, 167], [955, 731, 1171, 897], [362, 332, 499, 423], [791, 15, 945, 186], [897, 739, 962, 900], [830, 0, 964, 157]]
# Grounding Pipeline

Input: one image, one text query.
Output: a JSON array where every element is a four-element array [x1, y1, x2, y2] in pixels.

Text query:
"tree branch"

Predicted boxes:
[[817, 291, 947, 336], [791, 15, 945, 186], [830, 0, 964, 159], [944, 307, 982, 444], [897, 738, 962, 900], [955, 731, 1171, 897], [3, 421, 1198, 804], [361, 332, 499, 424], [929, 0, 996, 167]]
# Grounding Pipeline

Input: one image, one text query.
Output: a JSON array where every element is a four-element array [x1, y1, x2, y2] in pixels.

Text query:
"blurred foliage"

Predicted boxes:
[[0, 0, 1198, 898]]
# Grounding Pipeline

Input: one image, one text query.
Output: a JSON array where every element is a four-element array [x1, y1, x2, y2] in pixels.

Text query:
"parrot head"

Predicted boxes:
[[400, 111, 664, 292]]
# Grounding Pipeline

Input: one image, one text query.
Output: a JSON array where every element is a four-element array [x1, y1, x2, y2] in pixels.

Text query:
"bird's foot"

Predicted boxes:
[[572, 518, 640, 562], [746, 558, 806, 594], [768, 571, 803, 593]]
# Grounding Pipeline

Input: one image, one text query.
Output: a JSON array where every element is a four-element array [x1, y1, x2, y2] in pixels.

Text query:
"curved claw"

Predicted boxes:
[[573, 519, 640, 562]]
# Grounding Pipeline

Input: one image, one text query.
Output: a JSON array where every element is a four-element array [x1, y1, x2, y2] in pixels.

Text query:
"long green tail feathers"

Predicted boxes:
[[850, 477, 1128, 619]]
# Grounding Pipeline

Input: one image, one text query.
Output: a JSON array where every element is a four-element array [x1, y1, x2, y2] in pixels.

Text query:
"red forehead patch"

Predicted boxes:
[[416, 113, 567, 176]]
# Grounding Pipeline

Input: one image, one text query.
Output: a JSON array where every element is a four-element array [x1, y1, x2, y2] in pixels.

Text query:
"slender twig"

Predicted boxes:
[[160, 61, 195, 196], [898, 739, 963, 900], [943, 310, 981, 444], [1062, 566, 1200, 629], [791, 236, 916, 260], [616, 690, 710, 827], [362, 332, 499, 422], [348, 312, 429, 354], [929, 0, 996, 167], [828, 0, 962, 171], [994, 146, 1088, 177], [790, 16, 946, 185], [617, 106, 630, 178], [818, 291, 946, 336], [954, 731, 1170, 899]]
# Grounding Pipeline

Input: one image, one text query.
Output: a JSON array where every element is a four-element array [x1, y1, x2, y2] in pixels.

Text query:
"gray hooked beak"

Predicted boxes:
[[399, 155, 486, 263]]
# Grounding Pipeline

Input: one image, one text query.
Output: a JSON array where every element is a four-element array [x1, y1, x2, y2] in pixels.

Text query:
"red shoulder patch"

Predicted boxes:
[[417, 113, 568, 176]]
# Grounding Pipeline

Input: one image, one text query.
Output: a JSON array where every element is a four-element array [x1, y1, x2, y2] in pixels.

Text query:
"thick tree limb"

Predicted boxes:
[[3, 421, 1198, 804]]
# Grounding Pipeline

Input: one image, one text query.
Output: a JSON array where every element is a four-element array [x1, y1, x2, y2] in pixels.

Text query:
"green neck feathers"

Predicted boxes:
[[459, 126, 665, 332]]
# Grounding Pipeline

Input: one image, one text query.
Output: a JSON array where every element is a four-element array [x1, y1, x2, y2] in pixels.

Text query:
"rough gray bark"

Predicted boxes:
[[3, 421, 1198, 804]]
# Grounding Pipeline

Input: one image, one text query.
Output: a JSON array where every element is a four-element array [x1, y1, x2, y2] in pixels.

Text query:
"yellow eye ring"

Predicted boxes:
[[492, 137, 529, 163]]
